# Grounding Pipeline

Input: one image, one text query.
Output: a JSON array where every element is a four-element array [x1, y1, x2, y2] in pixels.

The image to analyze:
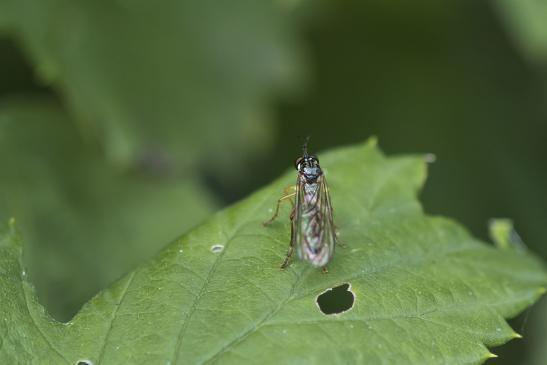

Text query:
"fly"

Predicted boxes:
[[264, 140, 337, 272]]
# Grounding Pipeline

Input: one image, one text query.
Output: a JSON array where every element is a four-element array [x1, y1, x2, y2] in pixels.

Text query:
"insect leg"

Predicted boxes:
[[333, 223, 347, 248], [280, 245, 294, 269], [280, 207, 297, 269], [263, 185, 296, 226]]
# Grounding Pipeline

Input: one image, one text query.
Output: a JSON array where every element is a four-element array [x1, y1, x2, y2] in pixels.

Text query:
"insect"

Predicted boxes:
[[264, 140, 337, 271]]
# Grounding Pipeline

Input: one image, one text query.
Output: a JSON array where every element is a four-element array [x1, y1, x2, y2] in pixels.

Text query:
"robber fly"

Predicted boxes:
[[264, 141, 337, 271]]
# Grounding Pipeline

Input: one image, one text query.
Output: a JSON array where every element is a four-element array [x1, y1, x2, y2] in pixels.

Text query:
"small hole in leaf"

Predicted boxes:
[[316, 283, 355, 315], [210, 244, 224, 253], [76, 360, 93, 365]]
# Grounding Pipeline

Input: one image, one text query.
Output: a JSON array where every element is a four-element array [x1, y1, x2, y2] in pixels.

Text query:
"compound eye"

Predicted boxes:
[[294, 157, 303, 170], [308, 155, 319, 165]]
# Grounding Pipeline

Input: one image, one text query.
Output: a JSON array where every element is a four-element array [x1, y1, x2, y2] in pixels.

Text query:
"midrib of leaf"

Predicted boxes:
[[96, 271, 136, 364], [163, 151, 537, 363], [170, 237, 226, 364], [199, 157, 421, 363], [170, 192, 276, 364], [203, 266, 314, 364], [201, 243, 492, 364]]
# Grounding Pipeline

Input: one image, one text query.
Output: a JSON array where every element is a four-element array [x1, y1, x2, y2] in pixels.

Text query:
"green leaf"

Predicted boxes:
[[0, 97, 217, 320], [494, 0, 547, 65], [1, 140, 546, 364], [489, 218, 527, 252], [0, 0, 304, 170], [530, 297, 547, 365]]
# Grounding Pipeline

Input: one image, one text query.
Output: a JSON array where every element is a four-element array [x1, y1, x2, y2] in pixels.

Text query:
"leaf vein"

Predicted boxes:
[[96, 270, 136, 363]]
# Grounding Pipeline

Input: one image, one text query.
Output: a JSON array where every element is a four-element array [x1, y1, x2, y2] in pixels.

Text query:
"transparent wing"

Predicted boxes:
[[291, 176, 304, 255], [294, 175, 336, 267], [319, 176, 337, 255]]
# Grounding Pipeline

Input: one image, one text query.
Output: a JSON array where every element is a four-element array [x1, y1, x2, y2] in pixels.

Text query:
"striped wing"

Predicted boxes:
[[294, 175, 336, 267]]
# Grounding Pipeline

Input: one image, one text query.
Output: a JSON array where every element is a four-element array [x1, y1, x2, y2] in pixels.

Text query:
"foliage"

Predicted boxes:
[[0, 98, 217, 318], [0, 0, 304, 319], [1, 141, 545, 364], [1, 0, 547, 363], [0, 0, 303, 169], [494, 0, 547, 65]]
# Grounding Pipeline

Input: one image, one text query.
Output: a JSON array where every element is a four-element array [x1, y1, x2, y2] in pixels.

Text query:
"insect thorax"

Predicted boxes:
[[303, 182, 320, 205]]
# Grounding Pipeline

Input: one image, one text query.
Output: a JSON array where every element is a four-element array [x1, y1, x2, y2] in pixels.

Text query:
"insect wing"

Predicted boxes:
[[294, 175, 336, 267], [320, 176, 337, 257]]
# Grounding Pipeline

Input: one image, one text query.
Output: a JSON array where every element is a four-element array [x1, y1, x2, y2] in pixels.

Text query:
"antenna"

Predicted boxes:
[[302, 136, 310, 157]]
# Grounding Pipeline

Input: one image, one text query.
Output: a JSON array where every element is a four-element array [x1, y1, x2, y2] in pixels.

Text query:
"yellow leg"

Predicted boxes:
[[334, 224, 347, 248], [280, 206, 297, 269], [280, 242, 294, 269], [263, 186, 296, 226]]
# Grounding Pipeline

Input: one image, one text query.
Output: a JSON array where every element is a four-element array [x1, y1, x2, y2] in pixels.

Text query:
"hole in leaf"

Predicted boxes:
[[76, 360, 93, 365], [316, 283, 355, 315], [210, 244, 224, 253]]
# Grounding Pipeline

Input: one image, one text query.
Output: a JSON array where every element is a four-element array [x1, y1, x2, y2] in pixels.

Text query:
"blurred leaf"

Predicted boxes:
[[0, 39, 46, 97], [0, 0, 304, 172], [530, 297, 547, 365], [489, 218, 527, 252], [494, 0, 547, 65], [1, 140, 545, 364], [0, 97, 217, 320]]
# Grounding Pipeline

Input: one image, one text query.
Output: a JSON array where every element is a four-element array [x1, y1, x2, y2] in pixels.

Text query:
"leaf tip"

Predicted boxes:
[[511, 332, 523, 339], [365, 136, 378, 148], [2, 217, 19, 241], [423, 153, 436, 163], [488, 218, 527, 252], [487, 352, 498, 359], [8, 217, 18, 235]]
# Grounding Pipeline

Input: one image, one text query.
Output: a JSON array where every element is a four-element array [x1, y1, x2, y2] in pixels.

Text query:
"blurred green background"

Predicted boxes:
[[0, 0, 545, 363]]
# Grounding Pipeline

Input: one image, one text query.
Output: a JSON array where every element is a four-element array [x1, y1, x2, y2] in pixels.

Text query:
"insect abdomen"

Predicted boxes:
[[298, 182, 331, 267]]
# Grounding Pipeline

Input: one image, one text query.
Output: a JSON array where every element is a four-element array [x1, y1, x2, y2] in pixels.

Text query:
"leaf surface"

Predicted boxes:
[[494, 0, 547, 64], [1, 140, 546, 364]]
